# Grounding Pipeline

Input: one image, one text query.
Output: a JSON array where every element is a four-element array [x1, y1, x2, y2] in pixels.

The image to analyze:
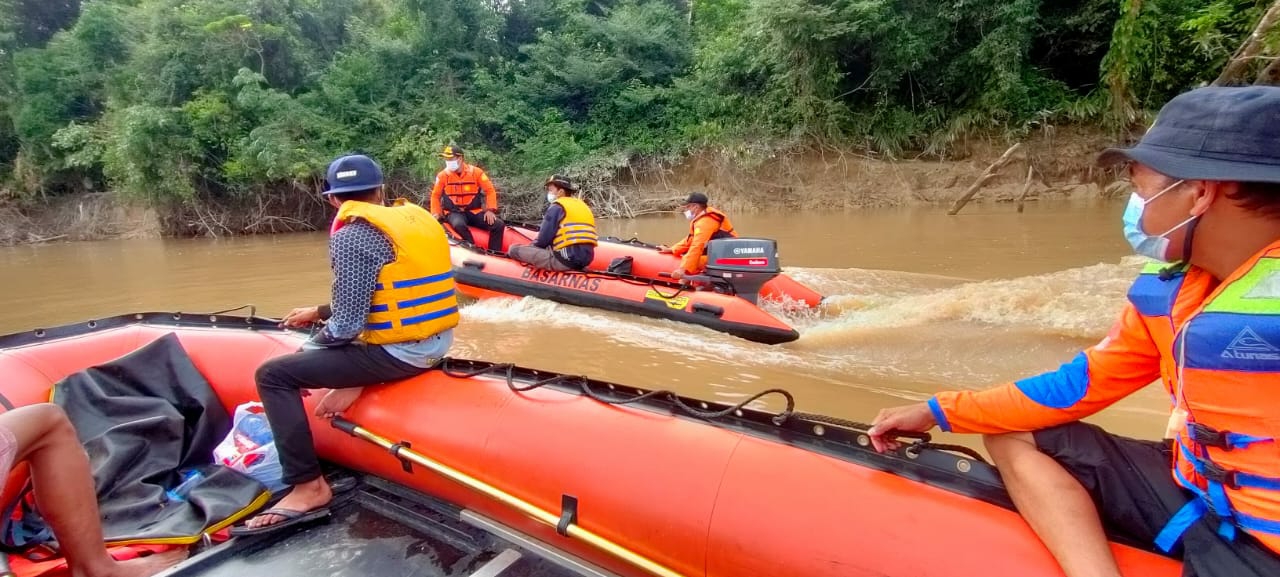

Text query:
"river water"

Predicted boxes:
[[0, 198, 1170, 444]]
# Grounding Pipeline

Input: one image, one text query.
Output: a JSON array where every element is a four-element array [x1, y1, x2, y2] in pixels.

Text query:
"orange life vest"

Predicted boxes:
[[435, 165, 494, 213], [1127, 248, 1280, 554], [686, 208, 736, 243]]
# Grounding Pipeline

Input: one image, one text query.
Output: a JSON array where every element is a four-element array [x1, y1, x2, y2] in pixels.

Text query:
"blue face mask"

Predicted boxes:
[[1122, 179, 1193, 262]]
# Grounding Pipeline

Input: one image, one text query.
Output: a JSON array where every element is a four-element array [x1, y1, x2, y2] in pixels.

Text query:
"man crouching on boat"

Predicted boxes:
[[871, 86, 1280, 577], [508, 175, 597, 272], [234, 154, 459, 536]]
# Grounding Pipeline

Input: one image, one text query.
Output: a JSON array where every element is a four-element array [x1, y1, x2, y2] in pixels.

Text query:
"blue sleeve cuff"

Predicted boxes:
[[927, 397, 952, 432]]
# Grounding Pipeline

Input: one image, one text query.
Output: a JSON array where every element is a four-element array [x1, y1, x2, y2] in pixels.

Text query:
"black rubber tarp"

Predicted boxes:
[[52, 333, 267, 544]]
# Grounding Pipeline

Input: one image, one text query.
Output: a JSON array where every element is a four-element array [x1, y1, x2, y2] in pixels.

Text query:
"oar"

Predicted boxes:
[[330, 417, 685, 577]]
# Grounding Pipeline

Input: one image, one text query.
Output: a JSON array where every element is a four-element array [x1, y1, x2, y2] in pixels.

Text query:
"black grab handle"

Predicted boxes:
[[330, 417, 359, 436]]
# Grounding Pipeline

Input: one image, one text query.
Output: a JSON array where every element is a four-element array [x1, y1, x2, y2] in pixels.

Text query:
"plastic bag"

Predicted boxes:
[[213, 402, 286, 493]]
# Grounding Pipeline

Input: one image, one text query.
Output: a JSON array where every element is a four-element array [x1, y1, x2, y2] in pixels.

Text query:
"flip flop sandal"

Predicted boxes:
[[228, 507, 331, 538]]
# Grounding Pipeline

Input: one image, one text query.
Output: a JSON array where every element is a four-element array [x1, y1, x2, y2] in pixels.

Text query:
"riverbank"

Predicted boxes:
[[0, 128, 1121, 246]]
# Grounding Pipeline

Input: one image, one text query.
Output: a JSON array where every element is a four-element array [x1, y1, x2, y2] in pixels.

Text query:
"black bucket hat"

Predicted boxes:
[[544, 174, 579, 193], [1098, 86, 1280, 184]]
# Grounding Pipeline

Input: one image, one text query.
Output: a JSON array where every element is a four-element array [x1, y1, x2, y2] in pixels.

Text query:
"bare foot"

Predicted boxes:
[[94, 547, 188, 577], [314, 388, 364, 418], [243, 477, 332, 530]]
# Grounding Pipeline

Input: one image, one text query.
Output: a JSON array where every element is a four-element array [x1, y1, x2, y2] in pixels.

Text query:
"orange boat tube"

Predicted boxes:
[[0, 315, 1180, 577]]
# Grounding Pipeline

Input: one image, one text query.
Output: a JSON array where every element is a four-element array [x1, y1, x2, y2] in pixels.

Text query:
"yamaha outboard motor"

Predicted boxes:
[[703, 238, 781, 304]]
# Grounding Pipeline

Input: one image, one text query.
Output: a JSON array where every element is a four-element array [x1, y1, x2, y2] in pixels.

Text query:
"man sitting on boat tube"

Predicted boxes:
[[508, 175, 597, 272], [658, 192, 737, 280], [871, 86, 1280, 577], [233, 154, 458, 537]]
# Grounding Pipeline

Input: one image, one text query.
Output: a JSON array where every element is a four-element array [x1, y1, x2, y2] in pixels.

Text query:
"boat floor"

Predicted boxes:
[[158, 472, 608, 577]]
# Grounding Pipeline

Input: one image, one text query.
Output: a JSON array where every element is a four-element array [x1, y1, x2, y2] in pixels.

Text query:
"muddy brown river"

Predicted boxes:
[[0, 198, 1170, 446]]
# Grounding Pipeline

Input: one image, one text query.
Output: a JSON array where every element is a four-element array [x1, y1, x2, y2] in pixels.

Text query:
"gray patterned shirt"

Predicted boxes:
[[309, 221, 453, 367]]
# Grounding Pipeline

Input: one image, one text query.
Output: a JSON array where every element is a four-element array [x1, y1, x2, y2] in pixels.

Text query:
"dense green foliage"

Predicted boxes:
[[0, 0, 1274, 220]]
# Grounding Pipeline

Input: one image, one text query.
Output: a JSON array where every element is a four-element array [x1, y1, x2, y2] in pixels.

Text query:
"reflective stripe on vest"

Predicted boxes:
[[552, 197, 597, 250], [1143, 252, 1280, 553], [334, 199, 460, 344]]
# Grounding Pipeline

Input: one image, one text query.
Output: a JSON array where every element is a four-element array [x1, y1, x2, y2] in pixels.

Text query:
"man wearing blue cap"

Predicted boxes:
[[234, 154, 459, 536], [870, 86, 1280, 577]]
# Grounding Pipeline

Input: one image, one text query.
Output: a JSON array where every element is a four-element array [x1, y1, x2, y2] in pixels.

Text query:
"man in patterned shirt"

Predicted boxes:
[[234, 154, 460, 536]]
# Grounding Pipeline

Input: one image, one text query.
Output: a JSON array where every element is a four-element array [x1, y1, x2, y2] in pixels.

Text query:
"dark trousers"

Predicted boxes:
[[255, 345, 426, 485], [445, 210, 505, 252], [1035, 422, 1280, 577]]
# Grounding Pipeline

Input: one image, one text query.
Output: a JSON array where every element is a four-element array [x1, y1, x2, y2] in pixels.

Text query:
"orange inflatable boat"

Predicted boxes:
[[0, 313, 1180, 577], [450, 242, 801, 344], [449, 225, 809, 344], [455, 223, 822, 309]]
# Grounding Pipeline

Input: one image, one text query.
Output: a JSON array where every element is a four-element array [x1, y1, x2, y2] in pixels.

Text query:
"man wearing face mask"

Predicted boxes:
[[657, 192, 737, 280], [867, 86, 1280, 577], [508, 175, 596, 271], [430, 145, 505, 252]]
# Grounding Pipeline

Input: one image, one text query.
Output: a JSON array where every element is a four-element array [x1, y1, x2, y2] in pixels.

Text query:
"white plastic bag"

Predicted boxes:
[[213, 402, 286, 493]]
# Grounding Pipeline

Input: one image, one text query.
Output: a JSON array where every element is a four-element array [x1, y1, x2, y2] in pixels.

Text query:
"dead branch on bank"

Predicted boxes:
[[1015, 164, 1036, 213], [947, 143, 1024, 215]]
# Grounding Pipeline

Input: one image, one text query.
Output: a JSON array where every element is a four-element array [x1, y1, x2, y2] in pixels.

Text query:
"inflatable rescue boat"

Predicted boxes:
[[449, 225, 807, 344], [0, 313, 1180, 577], [459, 224, 822, 309]]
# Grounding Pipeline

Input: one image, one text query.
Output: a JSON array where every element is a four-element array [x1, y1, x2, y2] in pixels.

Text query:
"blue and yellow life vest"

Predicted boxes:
[[333, 199, 460, 344], [551, 197, 597, 250]]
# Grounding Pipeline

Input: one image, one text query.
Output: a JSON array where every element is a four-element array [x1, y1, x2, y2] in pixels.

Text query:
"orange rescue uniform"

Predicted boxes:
[[671, 208, 737, 274], [430, 164, 498, 216], [930, 240, 1280, 556]]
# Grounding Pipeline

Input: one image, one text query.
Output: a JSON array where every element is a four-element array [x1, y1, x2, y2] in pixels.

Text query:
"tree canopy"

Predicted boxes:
[[0, 0, 1274, 215]]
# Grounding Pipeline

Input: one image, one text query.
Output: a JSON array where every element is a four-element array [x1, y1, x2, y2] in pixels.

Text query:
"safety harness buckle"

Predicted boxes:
[[1200, 459, 1241, 490], [1189, 423, 1234, 451]]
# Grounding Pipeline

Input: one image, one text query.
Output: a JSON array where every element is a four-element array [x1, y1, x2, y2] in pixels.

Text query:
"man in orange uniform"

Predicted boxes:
[[429, 145, 505, 252], [659, 192, 737, 280], [870, 86, 1280, 577]]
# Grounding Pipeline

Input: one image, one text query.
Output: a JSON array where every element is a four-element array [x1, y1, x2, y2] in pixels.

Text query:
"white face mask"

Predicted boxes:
[[683, 209, 696, 220], [445, 159, 460, 171], [1122, 179, 1195, 262], [547, 192, 557, 203]]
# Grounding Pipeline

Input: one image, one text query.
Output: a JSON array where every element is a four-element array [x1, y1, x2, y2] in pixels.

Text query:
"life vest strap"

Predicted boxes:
[[1188, 422, 1273, 451], [1156, 439, 1280, 551]]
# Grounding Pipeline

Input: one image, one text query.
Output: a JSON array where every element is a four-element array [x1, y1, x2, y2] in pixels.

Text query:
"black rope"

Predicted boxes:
[[599, 236, 662, 250], [207, 304, 257, 316], [438, 359, 794, 423], [905, 442, 989, 464], [645, 283, 689, 299], [432, 359, 989, 464]]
